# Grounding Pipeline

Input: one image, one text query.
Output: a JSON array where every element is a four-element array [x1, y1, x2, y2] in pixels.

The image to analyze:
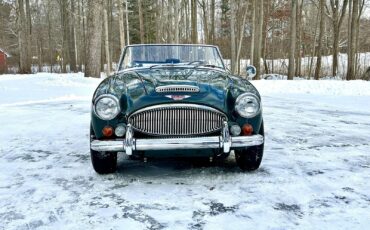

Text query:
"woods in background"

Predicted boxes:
[[0, 0, 369, 79]]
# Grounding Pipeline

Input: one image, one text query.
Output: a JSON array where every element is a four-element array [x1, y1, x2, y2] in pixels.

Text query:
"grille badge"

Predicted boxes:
[[165, 95, 191, 101]]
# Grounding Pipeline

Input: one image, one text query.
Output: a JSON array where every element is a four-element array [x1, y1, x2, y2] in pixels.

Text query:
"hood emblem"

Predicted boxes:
[[165, 95, 191, 101]]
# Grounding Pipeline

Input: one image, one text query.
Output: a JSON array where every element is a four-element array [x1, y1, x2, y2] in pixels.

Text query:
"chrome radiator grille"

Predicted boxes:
[[128, 104, 227, 136]]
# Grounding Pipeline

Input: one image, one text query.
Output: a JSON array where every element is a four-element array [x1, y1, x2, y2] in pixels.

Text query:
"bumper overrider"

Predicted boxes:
[[91, 122, 264, 155]]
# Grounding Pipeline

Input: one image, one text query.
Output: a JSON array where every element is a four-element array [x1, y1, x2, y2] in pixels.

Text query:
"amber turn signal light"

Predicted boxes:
[[102, 126, 114, 137], [242, 124, 253, 136]]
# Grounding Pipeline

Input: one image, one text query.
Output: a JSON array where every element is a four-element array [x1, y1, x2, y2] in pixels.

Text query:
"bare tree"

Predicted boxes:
[[125, 0, 130, 45], [85, 0, 103, 78], [235, 1, 249, 74], [69, 0, 77, 72], [104, 0, 112, 73], [46, 0, 54, 72], [59, 0, 69, 73], [138, 0, 145, 43], [355, 0, 366, 76], [3, 0, 370, 77], [327, 0, 348, 77], [252, 0, 264, 79], [210, 0, 215, 43], [295, 0, 303, 77], [17, 0, 31, 74], [288, 0, 297, 80], [314, 0, 325, 80], [191, 0, 197, 43], [250, 0, 256, 63], [118, 0, 126, 48], [25, 0, 32, 71], [199, 0, 209, 44], [347, 0, 359, 80], [230, 0, 236, 73]]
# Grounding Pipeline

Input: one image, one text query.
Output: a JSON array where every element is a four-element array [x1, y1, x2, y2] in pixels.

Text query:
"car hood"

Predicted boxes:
[[95, 67, 257, 115]]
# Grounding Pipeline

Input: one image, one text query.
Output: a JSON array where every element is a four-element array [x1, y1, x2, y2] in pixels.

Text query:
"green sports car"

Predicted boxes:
[[90, 44, 264, 174]]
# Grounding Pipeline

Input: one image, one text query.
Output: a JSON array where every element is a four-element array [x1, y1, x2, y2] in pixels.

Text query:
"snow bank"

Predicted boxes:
[[252, 79, 370, 96], [225, 52, 370, 78], [0, 73, 102, 105]]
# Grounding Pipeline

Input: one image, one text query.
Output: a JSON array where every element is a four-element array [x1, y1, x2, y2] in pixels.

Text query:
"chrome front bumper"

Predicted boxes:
[[91, 122, 264, 155]]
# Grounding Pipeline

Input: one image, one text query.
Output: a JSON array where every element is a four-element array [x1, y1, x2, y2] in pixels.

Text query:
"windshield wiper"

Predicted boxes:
[[184, 61, 223, 70], [196, 64, 221, 69], [149, 64, 168, 70]]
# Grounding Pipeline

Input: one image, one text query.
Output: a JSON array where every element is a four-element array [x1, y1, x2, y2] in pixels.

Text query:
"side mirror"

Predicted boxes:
[[246, 65, 257, 79]]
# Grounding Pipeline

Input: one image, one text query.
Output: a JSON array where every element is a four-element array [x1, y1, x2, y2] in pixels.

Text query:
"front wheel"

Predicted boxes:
[[235, 121, 264, 171], [90, 124, 117, 174], [90, 150, 117, 174]]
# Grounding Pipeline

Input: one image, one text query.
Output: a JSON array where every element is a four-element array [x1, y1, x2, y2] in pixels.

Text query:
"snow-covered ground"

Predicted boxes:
[[0, 73, 369, 229]]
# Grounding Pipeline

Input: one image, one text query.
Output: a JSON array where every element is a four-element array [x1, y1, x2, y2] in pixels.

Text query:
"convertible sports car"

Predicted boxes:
[[90, 44, 264, 174]]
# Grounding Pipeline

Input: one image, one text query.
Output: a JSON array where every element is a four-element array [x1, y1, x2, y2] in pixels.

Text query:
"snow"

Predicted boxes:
[[0, 73, 369, 229], [225, 52, 370, 78], [253, 79, 370, 96]]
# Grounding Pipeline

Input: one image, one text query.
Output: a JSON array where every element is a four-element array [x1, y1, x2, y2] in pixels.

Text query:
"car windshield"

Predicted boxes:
[[118, 45, 225, 70]]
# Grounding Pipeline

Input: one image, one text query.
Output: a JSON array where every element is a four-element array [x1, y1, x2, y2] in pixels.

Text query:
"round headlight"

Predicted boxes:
[[94, 95, 120, 120], [235, 93, 260, 118]]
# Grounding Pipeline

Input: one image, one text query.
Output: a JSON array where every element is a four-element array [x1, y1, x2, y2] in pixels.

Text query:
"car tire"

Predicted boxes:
[[235, 121, 264, 171], [90, 150, 117, 174], [90, 124, 117, 174]]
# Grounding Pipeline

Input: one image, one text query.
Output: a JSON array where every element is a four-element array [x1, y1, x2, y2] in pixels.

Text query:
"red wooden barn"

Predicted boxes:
[[0, 48, 10, 74]]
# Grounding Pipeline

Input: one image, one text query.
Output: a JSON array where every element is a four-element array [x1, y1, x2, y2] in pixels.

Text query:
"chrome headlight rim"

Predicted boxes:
[[235, 93, 261, 118], [93, 94, 121, 120]]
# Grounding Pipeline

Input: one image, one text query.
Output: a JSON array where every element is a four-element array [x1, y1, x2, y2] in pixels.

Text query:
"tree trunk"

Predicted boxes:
[[200, 0, 209, 44], [85, 0, 103, 78], [36, 0, 42, 72], [155, 0, 162, 43], [288, 0, 297, 80], [191, 0, 197, 43], [82, 0, 87, 70], [118, 0, 126, 48], [332, 25, 339, 77], [17, 0, 31, 74], [25, 0, 32, 72], [262, 1, 269, 74], [331, 0, 348, 78], [138, 0, 145, 43], [125, 0, 130, 45], [60, 0, 69, 73], [295, 0, 303, 77], [47, 0, 53, 72], [184, 0, 190, 42], [236, 2, 249, 74], [104, 0, 112, 74], [250, 0, 256, 62], [230, 0, 236, 74], [69, 0, 77, 72], [354, 0, 363, 77], [309, 10, 320, 78], [252, 0, 264, 79], [314, 0, 325, 80], [210, 0, 215, 43], [347, 0, 358, 80], [75, 0, 80, 71]]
